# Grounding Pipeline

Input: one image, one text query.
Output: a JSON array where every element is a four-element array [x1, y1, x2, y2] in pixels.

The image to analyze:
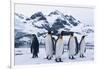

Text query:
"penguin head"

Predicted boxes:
[[70, 32, 74, 36], [32, 34, 37, 39], [52, 37, 55, 40], [48, 31, 51, 35], [58, 31, 64, 39], [82, 35, 86, 39], [61, 31, 64, 36], [32, 34, 36, 37]]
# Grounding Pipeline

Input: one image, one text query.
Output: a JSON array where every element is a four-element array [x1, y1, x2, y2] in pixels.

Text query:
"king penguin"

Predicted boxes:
[[68, 32, 78, 59], [30, 34, 39, 58], [45, 31, 54, 60], [79, 35, 86, 58], [55, 31, 64, 62]]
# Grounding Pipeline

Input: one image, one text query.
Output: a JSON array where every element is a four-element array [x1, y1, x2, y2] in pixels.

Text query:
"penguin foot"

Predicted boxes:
[[32, 54, 38, 58], [81, 55, 85, 58], [72, 56, 75, 59], [59, 58, 63, 62], [55, 58, 63, 62], [48, 57, 52, 60], [45, 56, 48, 59], [69, 56, 71, 59], [35, 55, 38, 58], [32, 56, 35, 58], [69, 56, 75, 60], [80, 54, 85, 58], [55, 59, 59, 62], [32, 57, 34, 58], [59, 61, 63, 62]]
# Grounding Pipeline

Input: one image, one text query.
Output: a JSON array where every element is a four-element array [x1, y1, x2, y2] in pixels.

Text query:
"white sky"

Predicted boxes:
[[15, 3, 94, 26]]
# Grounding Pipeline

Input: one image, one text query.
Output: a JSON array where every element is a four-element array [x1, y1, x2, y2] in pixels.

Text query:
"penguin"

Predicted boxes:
[[79, 35, 86, 58], [30, 34, 39, 58], [68, 32, 77, 59], [55, 31, 64, 62], [45, 31, 54, 60]]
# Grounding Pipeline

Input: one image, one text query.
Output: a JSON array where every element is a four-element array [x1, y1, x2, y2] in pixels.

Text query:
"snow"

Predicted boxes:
[[19, 37, 30, 41], [46, 10, 71, 28], [46, 15, 62, 27], [70, 23, 83, 33], [85, 33, 94, 45], [15, 47, 94, 65], [34, 20, 47, 27], [15, 17, 25, 30]]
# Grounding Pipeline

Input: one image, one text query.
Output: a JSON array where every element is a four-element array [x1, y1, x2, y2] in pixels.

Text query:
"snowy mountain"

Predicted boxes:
[[82, 24, 94, 34], [15, 10, 82, 35], [14, 10, 94, 48]]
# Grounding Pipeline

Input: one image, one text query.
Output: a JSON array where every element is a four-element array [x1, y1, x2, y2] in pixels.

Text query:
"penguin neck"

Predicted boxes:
[[70, 36, 74, 38], [59, 37, 63, 41], [47, 34, 52, 39], [82, 36, 85, 41], [48, 34, 51, 36]]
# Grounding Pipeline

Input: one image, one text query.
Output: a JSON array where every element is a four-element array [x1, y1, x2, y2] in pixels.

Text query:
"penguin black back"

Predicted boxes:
[[31, 34, 39, 56]]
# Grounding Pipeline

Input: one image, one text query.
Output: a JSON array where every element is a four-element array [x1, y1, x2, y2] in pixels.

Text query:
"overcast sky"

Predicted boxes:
[[15, 3, 94, 26]]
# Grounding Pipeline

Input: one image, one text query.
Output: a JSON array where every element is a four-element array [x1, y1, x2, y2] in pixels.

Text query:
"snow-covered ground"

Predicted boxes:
[[15, 46, 94, 65]]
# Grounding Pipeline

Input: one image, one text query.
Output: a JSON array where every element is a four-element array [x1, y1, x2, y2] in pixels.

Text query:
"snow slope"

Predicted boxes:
[[15, 47, 94, 65]]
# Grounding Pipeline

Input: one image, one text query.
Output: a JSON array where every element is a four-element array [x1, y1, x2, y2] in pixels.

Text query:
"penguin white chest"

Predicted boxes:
[[69, 37, 76, 55], [45, 35, 53, 56], [56, 39, 64, 58]]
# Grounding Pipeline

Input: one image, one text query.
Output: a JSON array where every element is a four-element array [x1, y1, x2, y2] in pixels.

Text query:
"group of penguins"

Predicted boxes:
[[30, 31, 86, 62]]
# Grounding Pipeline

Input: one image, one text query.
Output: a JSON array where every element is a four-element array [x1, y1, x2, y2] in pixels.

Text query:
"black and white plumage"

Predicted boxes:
[[45, 32, 54, 60], [68, 36, 76, 59], [79, 36, 86, 58], [55, 31, 64, 62], [30, 34, 39, 58], [67, 32, 78, 59]]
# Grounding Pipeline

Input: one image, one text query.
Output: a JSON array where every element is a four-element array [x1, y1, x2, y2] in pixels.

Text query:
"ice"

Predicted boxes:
[[15, 46, 94, 65]]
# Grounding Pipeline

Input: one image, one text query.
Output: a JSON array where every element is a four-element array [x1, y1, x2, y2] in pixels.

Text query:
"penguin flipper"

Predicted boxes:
[[30, 46, 32, 53], [74, 46, 78, 55], [62, 48, 64, 54], [84, 47, 86, 53], [74, 37, 79, 55], [67, 37, 70, 50]]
